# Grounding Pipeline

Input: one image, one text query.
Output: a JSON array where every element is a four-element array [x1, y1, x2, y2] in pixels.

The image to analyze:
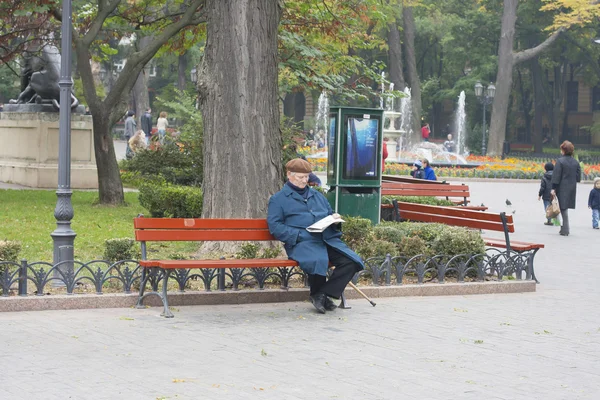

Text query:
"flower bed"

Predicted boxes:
[[306, 154, 600, 180]]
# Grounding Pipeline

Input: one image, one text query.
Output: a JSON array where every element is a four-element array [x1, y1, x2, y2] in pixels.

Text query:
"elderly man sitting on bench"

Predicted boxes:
[[267, 158, 364, 314]]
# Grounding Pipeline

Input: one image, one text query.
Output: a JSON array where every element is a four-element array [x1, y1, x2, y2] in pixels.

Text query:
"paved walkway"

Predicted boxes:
[[1, 180, 600, 399]]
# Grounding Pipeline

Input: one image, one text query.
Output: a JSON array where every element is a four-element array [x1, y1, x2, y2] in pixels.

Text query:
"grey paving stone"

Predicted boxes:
[[1, 181, 600, 399]]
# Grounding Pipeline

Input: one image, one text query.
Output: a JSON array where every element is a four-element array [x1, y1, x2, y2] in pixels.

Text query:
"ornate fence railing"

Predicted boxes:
[[0, 248, 534, 297]]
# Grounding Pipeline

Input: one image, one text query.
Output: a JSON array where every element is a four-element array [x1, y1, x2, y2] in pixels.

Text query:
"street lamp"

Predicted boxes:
[[51, 0, 76, 281], [474, 81, 495, 155]]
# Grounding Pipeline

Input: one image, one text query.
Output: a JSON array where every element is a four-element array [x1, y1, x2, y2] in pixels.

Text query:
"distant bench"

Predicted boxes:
[[381, 181, 488, 211], [384, 201, 544, 283]]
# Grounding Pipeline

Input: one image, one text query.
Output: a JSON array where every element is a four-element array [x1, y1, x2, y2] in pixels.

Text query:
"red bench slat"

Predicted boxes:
[[148, 259, 299, 269], [483, 238, 544, 251], [399, 210, 511, 232], [134, 218, 269, 230], [382, 189, 470, 197], [382, 176, 446, 185], [395, 202, 513, 225], [381, 182, 468, 191], [135, 229, 276, 242]]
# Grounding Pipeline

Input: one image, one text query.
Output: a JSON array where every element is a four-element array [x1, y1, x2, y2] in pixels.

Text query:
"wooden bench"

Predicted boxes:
[[385, 201, 544, 283], [381, 181, 490, 211], [133, 217, 349, 317], [382, 175, 446, 185], [510, 143, 533, 152]]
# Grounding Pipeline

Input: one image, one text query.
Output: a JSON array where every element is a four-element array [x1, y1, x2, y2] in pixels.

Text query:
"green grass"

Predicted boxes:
[[0, 190, 197, 262]]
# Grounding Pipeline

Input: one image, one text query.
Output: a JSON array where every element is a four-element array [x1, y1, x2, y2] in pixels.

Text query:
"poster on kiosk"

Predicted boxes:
[[327, 107, 383, 225]]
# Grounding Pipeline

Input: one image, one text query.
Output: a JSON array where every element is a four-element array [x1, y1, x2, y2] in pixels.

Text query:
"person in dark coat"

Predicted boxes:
[[267, 158, 365, 314], [538, 162, 554, 225], [140, 108, 153, 143], [588, 177, 600, 229], [410, 160, 425, 179], [551, 141, 581, 236]]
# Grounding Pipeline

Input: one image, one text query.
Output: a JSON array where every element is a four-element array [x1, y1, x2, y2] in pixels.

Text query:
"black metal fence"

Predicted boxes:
[[0, 247, 536, 298]]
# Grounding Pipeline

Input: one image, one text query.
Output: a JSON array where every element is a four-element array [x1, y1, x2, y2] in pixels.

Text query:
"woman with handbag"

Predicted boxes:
[[551, 141, 581, 236]]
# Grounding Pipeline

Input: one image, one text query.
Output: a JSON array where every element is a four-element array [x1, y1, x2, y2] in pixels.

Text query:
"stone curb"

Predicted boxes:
[[0, 281, 535, 313]]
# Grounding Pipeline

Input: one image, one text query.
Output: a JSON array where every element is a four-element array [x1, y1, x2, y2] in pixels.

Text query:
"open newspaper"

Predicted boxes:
[[306, 215, 345, 233]]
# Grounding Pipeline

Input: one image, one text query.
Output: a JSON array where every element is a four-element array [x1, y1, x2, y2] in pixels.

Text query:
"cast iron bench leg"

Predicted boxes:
[[160, 269, 174, 318], [135, 267, 150, 309], [528, 249, 540, 284]]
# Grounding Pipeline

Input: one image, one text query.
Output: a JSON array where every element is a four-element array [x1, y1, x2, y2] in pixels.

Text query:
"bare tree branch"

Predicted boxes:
[[514, 28, 565, 65]]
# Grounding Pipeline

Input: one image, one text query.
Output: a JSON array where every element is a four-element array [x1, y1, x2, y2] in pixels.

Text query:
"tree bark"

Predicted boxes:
[[551, 60, 568, 146], [198, 0, 281, 219], [516, 67, 532, 143], [178, 53, 188, 91], [531, 57, 544, 153], [387, 20, 405, 93], [487, 0, 563, 155], [92, 113, 125, 204], [402, 4, 421, 143]]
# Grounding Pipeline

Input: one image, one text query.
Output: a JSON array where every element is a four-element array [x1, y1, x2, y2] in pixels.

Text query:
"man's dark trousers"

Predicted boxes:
[[308, 245, 362, 299]]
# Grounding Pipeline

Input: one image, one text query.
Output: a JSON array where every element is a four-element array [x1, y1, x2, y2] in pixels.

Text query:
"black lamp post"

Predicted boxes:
[[474, 81, 496, 155], [51, 0, 76, 279]]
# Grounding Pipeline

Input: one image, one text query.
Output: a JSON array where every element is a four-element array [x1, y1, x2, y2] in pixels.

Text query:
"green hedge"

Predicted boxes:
[[120, 140, 202, 187], [341, 218, 485, 260], [138, 183, 203, 218], [0, 240, 21, 262], [104, 238, 139, 262], [381, 196, 455, 207]]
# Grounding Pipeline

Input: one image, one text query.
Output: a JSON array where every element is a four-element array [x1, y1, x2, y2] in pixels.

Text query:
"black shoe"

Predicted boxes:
[[324, 296, 338, 311], [544, 221, 553, 226], [309, 293, 326, 314], [559, 231, 569, 236]]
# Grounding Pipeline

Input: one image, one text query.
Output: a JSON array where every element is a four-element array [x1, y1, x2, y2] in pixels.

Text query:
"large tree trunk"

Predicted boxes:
[[487, 0, 517, 155], [92, 111, 125, 204], [531, 57, 544, 153], [487, 0, 564, 155], [178, 53, 188, 91], [387, 20, 405, 93], [516, 68, 532, 143], [198, 0, 281, 219], [132, 37, 152, 124], [551, 61, 568, 146], [402, 4, 421, 143]]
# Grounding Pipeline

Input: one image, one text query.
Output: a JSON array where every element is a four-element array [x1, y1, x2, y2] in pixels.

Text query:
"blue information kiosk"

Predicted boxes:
[[326, 107, 384, 225]]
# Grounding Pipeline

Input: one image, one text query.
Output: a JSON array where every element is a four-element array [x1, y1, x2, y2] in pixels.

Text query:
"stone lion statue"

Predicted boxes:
[[9, 45, 79, 110]]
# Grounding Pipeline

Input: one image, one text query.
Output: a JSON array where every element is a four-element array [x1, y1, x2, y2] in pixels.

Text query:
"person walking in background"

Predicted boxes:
[[128, 130, 147, 156], [141, 108, 152, 144], [382, 137, 389, 174], [124, 110, 136, 159], [551, 140, 581, 236], [410, 160, 425, 179], [421, 122, 430, 142], [538, 162, 555, 226], [588, 177, 600, 229], [422, 159, 437, 181], [157, 111, 169, 144]]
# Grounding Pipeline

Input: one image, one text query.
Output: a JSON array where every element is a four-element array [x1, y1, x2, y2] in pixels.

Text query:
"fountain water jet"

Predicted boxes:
[[454, 91, 467, 156]]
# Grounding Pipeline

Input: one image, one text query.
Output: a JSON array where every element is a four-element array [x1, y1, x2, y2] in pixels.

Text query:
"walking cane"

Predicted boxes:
[[348, 282, 376, 307]]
